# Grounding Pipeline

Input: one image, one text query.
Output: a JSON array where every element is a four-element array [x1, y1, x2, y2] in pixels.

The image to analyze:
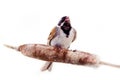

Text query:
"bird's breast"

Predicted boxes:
[[50, 28, 74, 49]]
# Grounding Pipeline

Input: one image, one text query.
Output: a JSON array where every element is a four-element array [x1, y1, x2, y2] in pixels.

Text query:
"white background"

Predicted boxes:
[[0, 0, 120, 80]]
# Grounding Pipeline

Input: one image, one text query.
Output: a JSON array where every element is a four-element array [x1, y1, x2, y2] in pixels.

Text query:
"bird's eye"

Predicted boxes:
[[58, 16, 68, 26]]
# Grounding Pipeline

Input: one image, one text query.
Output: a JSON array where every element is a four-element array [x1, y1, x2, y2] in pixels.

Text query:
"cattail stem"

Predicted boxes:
[[4, 44, 120, 68], [100, 61, 120, 68]]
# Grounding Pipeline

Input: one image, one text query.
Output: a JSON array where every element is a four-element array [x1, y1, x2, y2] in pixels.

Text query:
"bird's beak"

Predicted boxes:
[[65, 17, 70, 22]]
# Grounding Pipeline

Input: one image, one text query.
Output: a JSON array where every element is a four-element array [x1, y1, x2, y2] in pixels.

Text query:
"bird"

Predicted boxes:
[[41, 16, 77, 71]]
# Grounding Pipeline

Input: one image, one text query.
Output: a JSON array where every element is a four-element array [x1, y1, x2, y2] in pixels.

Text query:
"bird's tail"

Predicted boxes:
[[4, 44, 18, 51], [41, 62, 53, 71]]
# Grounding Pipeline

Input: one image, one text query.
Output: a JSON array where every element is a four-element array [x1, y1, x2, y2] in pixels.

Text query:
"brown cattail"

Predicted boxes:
[[4, 44, 120, 69]]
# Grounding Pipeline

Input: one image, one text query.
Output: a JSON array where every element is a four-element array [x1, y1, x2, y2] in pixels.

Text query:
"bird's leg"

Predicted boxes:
[[54, 44, 62, 52]]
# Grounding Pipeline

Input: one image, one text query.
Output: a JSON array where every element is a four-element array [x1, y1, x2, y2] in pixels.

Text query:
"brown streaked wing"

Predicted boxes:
[[47, 27, 58, 45]]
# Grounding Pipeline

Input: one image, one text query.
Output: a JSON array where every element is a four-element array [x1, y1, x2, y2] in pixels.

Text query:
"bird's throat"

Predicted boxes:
[[61, 26, 71, 38]]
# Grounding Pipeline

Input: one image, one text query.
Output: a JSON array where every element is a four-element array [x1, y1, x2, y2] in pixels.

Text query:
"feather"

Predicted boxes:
[[72, 28, 77, 42], [47, 27, 58, 45]]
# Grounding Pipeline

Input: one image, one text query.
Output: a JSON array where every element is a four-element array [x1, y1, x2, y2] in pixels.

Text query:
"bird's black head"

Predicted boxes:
[[58, 16, 72, 37]]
